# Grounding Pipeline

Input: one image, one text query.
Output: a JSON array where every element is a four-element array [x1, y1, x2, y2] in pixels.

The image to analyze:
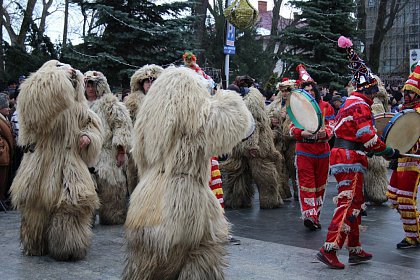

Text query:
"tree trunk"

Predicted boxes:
[[0, 0, 4, 80], [16, 0, 37, 49], [63, 0, 69, 48], [192, 0, 209, 63], [39, 0, 54, 36], [368, 0, 409, 73], [356, 0, 366, 56]]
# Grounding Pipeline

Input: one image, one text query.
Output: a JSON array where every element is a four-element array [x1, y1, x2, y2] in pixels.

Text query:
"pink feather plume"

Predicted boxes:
[[338, 36, 353, 48]]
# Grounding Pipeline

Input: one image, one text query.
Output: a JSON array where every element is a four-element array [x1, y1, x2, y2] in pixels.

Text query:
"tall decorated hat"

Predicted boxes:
[[403, 60, 420, 95], [338, 36, 379, 95], [296, 64, 314, 85]]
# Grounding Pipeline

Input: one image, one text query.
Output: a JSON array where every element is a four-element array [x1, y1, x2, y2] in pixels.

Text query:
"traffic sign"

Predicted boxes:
[[226, 23, 236, 46], [224, 45, 236, 55]]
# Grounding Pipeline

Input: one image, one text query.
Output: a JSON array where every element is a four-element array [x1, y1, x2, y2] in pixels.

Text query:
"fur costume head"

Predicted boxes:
[[18, 60, 86, 143], [130, 64, 164, 94], [132, 67, 252, 173], [84, 70, 111, 97]]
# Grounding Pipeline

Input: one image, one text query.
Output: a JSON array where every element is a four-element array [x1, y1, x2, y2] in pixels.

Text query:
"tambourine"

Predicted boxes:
[[382, 109, 420, 154], [373, 112, 395, 138], [286, 89, 322, 134]]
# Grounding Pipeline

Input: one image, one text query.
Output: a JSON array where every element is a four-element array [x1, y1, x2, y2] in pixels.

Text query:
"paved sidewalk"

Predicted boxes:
[[1, 210, 420, 280]]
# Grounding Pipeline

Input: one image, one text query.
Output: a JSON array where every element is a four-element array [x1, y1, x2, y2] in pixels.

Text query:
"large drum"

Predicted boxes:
[[286, 89, 322, 134], [382, 109, 420, 153], [374, 112, 395, 138]]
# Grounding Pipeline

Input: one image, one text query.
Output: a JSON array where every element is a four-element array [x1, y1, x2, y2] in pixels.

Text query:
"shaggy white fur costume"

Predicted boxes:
[[85, 71, 132, 225], [125, 64, 164, 194], [122, 67, 252, 280], [10, 60, 103, 261]]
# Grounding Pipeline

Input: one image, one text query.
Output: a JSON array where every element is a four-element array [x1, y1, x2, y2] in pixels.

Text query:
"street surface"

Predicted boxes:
[[1, 174, 419, 279]]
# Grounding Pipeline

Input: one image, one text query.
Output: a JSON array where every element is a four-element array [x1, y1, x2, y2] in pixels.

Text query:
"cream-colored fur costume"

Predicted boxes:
[[124, 64, 164, 194], [85, 71, 132, 225], [364, 75, 389, 204], [266, 95, 297, 200], [122, 67, 252, 280], [10, 60, 103, 261], [221, 88, 287, 209]]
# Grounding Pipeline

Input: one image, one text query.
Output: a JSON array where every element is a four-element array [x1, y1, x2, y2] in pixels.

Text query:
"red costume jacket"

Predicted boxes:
[[290, 100, 335, 156]]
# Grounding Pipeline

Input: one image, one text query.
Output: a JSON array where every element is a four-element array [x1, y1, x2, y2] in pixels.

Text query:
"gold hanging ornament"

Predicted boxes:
[[223, 0, 259, 30]]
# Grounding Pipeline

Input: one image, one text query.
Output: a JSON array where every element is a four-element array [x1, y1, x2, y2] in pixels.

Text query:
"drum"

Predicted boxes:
[[373, 112, 395, 138], [286, 89, 322, 134], [382, 109, 420, 153]]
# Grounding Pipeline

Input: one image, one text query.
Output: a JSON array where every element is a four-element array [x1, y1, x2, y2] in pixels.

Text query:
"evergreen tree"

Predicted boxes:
[[231, 28, 273, 85], [64, 0, 196, 87], [281, 0, 357, 86]]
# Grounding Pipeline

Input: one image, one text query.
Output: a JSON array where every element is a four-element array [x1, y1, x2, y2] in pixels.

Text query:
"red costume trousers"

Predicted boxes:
[[387, 167, 420, 242], [324, 172, 364, 251], [296, 152, 329, 223], [324, 148, 367, 252]]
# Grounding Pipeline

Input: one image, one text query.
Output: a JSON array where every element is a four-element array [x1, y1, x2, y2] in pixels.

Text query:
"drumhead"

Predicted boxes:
[[383, 109, 420, 153], [374, 113, 395, 138], [286, 89, 322, 133]]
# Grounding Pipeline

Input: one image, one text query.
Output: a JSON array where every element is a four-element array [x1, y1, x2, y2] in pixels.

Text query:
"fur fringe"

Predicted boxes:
[[124, 67, 249, 279], [10, 60, 102, 261]]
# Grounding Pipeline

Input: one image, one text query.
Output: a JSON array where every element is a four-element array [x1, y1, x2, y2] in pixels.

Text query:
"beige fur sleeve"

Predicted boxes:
[[241, 88, 267, 152], [79, 109, 103, 167], [205, 90, 252, 157], [103, 94, 133, 150]]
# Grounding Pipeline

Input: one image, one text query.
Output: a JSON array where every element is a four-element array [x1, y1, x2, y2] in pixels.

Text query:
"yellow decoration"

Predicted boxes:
[[223, 0, 259, 30]]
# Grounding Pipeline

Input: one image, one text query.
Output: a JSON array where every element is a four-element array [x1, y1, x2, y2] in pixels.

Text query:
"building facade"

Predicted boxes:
[[365, 0, 420, 81]]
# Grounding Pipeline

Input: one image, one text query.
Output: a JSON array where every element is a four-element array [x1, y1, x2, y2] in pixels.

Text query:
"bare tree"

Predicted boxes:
[[62, 0, 69, 48], [265, 0, 283, 54], [39, 0, 54, 36], [0, 0, 57, 49], [368, 0, 409, 72], [192, 0, 209, 62]]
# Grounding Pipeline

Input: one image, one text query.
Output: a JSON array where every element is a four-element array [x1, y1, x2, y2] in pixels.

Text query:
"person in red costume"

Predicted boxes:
[[316, 36, 400, 269], [386, 60, 420, 249], [290, 65, 335, 231], [183, 51, 215, 93]]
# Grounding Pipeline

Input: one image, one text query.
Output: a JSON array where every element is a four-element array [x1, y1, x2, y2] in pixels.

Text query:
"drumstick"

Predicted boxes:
[[401, 153, 420, 159]]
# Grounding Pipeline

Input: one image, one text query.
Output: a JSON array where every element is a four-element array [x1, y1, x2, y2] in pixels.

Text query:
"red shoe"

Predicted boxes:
[[348, 249, 372, 264], [316, 248, 345, 269]]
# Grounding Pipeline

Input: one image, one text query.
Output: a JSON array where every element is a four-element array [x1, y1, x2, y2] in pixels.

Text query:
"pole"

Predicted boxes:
[[224, 0, 232, 89]]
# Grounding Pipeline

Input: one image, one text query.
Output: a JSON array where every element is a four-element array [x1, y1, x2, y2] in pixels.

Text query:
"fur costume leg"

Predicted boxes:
[[285, 143, 298, 200], [20, 208, 49, 256], [47, 165, 99, 261], [274, 152, 292, 199], [249, 158, 284, 209], [97, 176, 128, 225], [220, 157, 254, 209], [178, 241, 226, 280], [364, 156, 388, 204]]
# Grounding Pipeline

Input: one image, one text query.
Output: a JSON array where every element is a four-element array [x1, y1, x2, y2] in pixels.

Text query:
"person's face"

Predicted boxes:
[[279, 87, 291, 100], [333, 100, 342, 109], [85, 82, 97, 100], [0, 107, 10, 117], [404, 90, 417, 105], [304, 85, 314, 97], [143, 79, 154, 94]]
